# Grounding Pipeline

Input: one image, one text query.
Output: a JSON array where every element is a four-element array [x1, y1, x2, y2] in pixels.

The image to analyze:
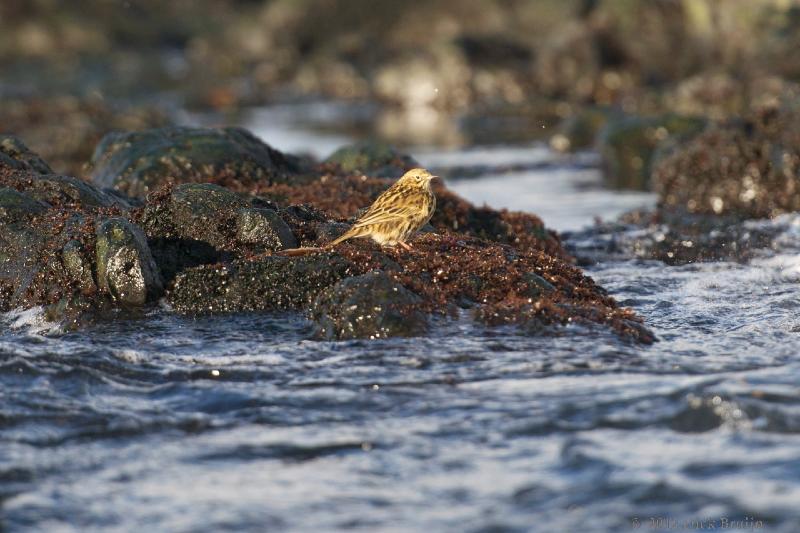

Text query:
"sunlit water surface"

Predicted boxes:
[[2, 105, 800, 532]]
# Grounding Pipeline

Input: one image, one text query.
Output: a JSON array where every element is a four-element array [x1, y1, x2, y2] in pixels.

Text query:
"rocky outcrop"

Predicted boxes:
[[88, 126, 309, 197], [0, 131, 651, 342], [325, 141, 419, 178], [0, 135, 53, 174]]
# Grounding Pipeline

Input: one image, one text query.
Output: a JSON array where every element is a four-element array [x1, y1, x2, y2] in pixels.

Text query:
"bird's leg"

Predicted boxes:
[[397, 241, 413, 252]]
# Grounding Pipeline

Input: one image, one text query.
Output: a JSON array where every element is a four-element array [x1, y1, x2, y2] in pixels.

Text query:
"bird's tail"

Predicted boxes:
[[278, 246, 326, 257], [327, 227, 366, 248], [278, 228, 366, 256]]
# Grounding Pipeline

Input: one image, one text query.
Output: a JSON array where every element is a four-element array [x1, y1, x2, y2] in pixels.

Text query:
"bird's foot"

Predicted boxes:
[[398, 241, 413, 252]]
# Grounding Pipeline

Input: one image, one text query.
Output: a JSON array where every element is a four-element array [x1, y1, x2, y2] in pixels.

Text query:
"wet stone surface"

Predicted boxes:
[[311, 271, 428, 340], [95, 217, 163, 306], [235, 208, 298, 250]]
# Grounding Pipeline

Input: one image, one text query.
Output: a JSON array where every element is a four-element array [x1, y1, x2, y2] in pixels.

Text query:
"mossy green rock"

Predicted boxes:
[[325, 141, 419, 178], [598, 114, 707, 190], [96, 217, 163, 306], [311, 271, 428, 340], [88, 126, 307, 197]]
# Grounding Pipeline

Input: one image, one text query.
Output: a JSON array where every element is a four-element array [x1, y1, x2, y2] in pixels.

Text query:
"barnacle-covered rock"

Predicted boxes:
[[168, 253, 357, 314], [311, 271, 428, 340], [95, 217, 163, 306], [653, 104, 800, 219]]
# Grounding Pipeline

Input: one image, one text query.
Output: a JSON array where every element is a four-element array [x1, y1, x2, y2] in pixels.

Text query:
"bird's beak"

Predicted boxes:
[[430, 175, 439, 180]]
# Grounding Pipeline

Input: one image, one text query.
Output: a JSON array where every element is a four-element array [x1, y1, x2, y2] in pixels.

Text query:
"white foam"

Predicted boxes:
[[3, 306, 59, 335]]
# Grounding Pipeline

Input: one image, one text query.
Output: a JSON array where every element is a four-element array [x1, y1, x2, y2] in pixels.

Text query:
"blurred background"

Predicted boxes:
[[2, 0, 799, 174]]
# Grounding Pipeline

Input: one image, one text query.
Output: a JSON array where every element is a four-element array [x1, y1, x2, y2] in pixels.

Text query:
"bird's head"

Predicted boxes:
[[400, 168, 438, 188]]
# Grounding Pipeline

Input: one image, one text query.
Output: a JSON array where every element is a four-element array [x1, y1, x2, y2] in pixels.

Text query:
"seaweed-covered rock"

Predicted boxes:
[[599, 114, 707, 190], [168, 253, 357, 314], [311, 271, 428, 340], [653, 105, 800, 218], [0, 187, 50, 223], [0, 165, 129, 210], [256, 174, 567, 259], [88, 126, 307, 197], [331, 234, 654, 343], [96, 217, 163, 306], [0, 135, 53, 174], [236, 208, 297, 249], [325, 141, 419, 178]]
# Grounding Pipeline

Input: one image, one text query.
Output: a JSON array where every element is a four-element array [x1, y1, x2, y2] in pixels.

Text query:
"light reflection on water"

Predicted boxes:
[[1, 105, 799, 532]]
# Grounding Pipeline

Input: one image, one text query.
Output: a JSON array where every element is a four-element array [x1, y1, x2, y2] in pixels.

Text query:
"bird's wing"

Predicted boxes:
[[350, 202, 418, 229]]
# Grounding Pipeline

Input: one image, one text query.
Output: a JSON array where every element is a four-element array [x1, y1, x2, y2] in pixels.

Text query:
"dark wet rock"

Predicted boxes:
[[565, 209, 782, 266], [325, 141, 419, 178], [0, 200, 103, 320], [311, 271, 428, 340], [95, 217, 163, 306], [0, 188, 50, 223], [43, 293, 98, 329], [550, 107, 617, 153], [653, 104, 800, 219], [315, 221, 351, 244], [0, 135, 53, 174], [598, 114, 707, 190], [168, 253, 357, 314], [145, 238, 219, 287], [0, 165, 130, 211], [88, 126, 308, 197], [235, 208, 297, 250], [141, 183, 251, 249], [62, 240, 97, 293], [26, 175, 122, 209]]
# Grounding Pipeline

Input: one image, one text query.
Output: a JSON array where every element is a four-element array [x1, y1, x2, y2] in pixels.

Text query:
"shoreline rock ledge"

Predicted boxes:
[[0, 129, 654, 343]]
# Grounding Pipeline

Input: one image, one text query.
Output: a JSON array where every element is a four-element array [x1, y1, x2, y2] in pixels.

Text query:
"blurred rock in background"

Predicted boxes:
[[1, 0, 799, 158]]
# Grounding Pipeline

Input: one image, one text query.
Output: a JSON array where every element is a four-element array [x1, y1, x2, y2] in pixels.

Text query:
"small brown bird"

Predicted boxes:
[[328, 168, 437, 251], [282, 168, 437, 255]]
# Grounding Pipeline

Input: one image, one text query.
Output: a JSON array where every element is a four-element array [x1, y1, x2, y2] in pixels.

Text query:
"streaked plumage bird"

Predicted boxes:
[[327, 168, 437, 251], [281, 168, 437, 256]]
